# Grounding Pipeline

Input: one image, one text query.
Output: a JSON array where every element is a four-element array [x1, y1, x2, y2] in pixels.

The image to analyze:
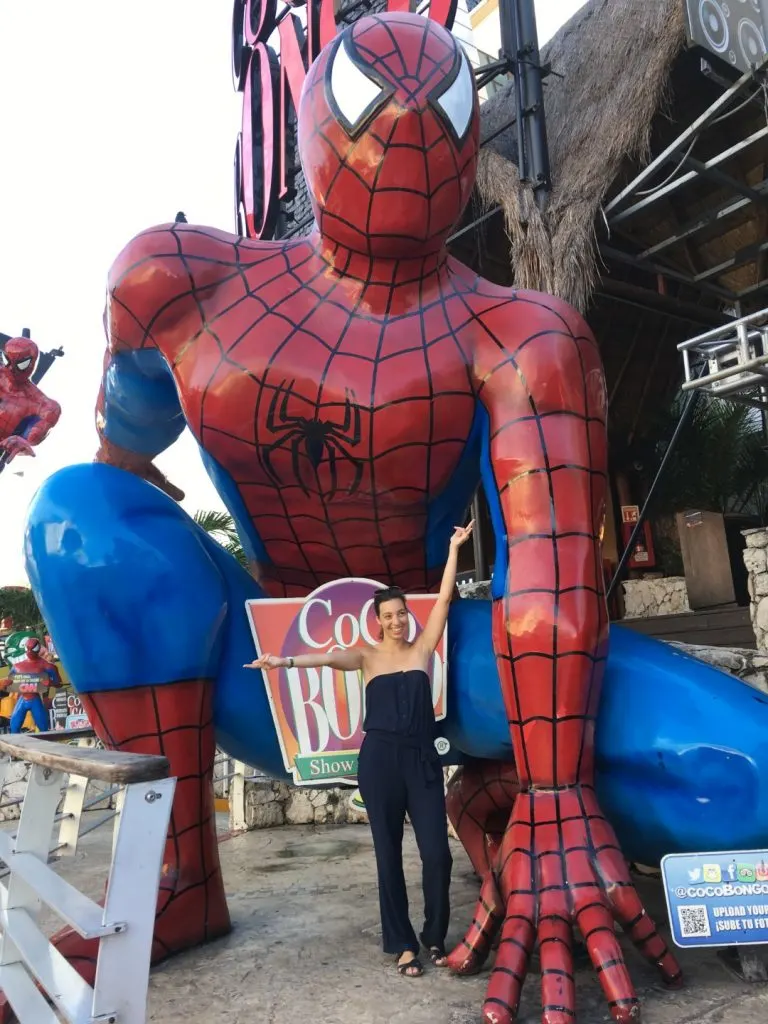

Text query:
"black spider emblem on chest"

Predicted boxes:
[[261, 380, 364, 499]]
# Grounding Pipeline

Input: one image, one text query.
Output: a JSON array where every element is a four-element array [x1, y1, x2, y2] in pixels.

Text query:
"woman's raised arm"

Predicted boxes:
[[417, 520, 474, 656]]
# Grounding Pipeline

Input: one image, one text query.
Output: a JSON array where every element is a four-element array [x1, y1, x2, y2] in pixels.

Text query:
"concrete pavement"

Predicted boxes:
[[42, 818, 768, 1023]]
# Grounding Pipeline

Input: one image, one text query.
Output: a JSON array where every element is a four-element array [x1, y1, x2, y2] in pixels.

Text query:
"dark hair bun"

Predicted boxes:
[[373, 586, 407, 615]]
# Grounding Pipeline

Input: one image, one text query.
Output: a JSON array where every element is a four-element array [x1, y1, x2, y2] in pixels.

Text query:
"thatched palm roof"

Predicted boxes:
[[476, 0, 687, 311]]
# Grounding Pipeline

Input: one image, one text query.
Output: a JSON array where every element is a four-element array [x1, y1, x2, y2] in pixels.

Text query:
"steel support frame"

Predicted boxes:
[[638, 179, 768, 261], [677, 306, 768, 402], [599, 244, 737, 302], [604, 57, 768, 220], [607, 125, 768, 227]]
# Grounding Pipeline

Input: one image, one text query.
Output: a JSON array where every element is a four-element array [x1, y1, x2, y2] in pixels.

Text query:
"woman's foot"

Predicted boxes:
[[420, 932, 449, 966], [397, 951, 424, 977], [424, 946, 448, 966]]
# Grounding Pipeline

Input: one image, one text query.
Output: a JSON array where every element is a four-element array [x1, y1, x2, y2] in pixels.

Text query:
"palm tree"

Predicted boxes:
[[628, 397, 768, 521], [193, 510, 248, 568]]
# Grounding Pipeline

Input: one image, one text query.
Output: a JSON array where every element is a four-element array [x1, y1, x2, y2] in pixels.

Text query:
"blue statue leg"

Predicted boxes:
[[9, 698, 29, 734], [30, 697, 49, 733], [446, 599, 768, 864], [22, 462, 279, 976]]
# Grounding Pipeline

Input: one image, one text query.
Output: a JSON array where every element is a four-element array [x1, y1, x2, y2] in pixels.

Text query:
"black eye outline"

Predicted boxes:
[[427, 48, 476, 147], [324, 33, 395, 140]]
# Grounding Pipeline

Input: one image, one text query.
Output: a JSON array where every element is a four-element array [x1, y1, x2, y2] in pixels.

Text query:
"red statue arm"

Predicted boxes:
[[23, 393, 61, 446], [460, 291, 681, 1024], [477, 291, 608, 791], [95, 223, 227, 500]]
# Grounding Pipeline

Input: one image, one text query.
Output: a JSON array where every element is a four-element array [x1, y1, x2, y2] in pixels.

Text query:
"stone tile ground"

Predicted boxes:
[[40, 817, 768, 1023]]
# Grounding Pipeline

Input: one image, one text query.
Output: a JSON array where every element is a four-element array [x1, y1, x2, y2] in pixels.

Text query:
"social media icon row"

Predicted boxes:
[[687, 861, 768, 883]]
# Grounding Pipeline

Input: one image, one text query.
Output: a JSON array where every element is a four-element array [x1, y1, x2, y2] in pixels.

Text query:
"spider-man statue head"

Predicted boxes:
[[1, 337, 38, 383], [299, 12, 480, 259]]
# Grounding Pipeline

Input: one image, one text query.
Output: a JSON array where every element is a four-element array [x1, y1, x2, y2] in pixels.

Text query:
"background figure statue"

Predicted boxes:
[[0, 337, 61, 469], [4, 637, 62, 733], [22, 12, 681, 1024]]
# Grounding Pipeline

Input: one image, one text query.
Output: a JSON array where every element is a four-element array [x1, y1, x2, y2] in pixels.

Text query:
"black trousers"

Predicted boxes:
[[358, 732, 452, 955]]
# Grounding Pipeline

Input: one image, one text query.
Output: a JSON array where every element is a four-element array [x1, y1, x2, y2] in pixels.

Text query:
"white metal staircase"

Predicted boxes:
[[0, 730, 174, 1024]]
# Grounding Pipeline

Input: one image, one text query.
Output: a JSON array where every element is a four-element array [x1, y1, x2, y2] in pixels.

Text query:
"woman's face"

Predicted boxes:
[[377, 598, 409, 642]]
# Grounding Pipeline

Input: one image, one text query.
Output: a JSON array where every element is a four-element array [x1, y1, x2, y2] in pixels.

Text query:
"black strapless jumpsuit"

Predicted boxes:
[[357, 669, 452, 956]]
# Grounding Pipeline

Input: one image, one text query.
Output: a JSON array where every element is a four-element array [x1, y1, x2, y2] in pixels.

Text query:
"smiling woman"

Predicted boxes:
[[245, 521, 475, 978]]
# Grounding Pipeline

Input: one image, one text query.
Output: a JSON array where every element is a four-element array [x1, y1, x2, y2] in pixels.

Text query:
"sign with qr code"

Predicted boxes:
[[662, 851, 768, 948]]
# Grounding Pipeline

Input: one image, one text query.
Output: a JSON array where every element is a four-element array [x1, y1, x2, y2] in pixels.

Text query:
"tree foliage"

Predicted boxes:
[[0, 587, 43, 630], [193, 510, 248, 567], [632, 397, 768, 521]]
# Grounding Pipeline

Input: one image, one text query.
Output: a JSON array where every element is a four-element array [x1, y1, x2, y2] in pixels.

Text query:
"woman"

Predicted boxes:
[[245, 521, 474, 978]]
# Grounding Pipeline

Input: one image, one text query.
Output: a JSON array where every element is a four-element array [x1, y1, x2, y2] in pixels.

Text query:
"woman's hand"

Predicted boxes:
[[243, 653, 287, 671], [450, 519, 475, 551]]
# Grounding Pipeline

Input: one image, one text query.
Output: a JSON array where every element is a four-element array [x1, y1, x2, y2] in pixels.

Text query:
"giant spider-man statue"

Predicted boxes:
[[21, 11, 768, 1024], [0, 337, 61, 468]]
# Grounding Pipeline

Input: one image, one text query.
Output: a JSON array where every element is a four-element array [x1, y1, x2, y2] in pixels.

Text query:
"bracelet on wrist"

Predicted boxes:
[[287, 657, 295, 669]]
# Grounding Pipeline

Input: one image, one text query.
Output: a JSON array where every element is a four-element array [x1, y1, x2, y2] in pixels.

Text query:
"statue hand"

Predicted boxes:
[[1, 435, 35, 461], [448, 786, 682, 1022], [95, 438, 185, 502]]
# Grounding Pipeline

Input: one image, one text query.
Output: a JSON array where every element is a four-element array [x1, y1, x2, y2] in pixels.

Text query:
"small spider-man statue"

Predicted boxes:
[[3, 637, 62, 733], [0, 337, 61, 469], [19, 11, 706, 1023]]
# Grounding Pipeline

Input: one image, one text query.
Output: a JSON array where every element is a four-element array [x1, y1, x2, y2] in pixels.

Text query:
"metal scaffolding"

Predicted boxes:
[[602, 55, 768, 308], [679, 306, 768, 408]]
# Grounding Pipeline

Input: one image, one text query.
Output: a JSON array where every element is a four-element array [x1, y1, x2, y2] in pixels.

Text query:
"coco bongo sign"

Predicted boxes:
[[232, 0, 459, 239], [246, 578, 448, 785]]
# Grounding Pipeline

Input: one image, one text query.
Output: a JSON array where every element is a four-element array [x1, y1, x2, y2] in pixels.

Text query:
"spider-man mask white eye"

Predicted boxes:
[[326, 36, 393, 138], [430, 51, 474, 144]]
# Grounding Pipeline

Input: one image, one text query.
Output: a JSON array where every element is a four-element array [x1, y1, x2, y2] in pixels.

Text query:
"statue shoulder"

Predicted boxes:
[[106, 223, 241, 352]]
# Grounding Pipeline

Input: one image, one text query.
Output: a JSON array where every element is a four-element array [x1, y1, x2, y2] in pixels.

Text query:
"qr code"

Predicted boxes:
[[677, 904, 711, 938]]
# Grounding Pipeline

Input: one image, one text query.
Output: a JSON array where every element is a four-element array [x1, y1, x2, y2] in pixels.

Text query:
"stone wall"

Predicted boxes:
[[0, 759, 30, 822], [743, 527, 768, 651], [236, 779, 369, 830], [622, 577, 690, 619], [674, 642, 768, 695]]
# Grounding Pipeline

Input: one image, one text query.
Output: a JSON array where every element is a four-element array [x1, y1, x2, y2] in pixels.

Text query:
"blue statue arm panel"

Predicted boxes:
[[97, 226, 190, 458], [100, 349, 185, 456]]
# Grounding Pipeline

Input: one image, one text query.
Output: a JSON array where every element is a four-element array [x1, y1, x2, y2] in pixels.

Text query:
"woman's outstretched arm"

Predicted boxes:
[[244, 647, 364, 672], [418, 520, 474, 656]]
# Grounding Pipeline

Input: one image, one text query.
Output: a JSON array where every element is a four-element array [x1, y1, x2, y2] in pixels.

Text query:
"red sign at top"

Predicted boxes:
[[232, 0, 459, 239]]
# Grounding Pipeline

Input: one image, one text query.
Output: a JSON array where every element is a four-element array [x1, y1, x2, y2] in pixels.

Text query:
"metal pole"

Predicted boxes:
[[497, 0, 551, 208], [515, 0, 551, 207], [471, 492, 488, 581], [606, 373, 705, 601]]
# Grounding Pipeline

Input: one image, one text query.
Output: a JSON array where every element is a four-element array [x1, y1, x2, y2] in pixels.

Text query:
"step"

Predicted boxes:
[[0, 962, 59, 1024], [0, 832, 120, 939], [0, 906, 99, 1024]]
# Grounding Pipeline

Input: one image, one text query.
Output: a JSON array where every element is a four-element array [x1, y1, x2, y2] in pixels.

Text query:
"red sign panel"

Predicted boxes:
[[246, 577, 447, 786]]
